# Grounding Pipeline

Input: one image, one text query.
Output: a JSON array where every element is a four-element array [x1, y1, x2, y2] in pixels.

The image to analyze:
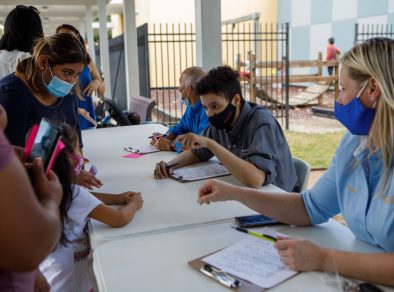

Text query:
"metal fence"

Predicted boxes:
[[145, 21, 290, 128], [354, 23, 394, 43]]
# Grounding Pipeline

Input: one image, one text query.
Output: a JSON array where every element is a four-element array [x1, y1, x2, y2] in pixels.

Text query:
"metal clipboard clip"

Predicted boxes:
[[200, 263, 240, 289], [124, 146, 140, 154]]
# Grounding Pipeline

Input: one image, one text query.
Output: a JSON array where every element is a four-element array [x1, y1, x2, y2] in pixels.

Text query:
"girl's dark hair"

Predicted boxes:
[[51, 123, 80, 246], [0, 5, 43, 53], [56, 24, 91, 64], [17, 33, 87, 98], [195, 66, 244, 102]]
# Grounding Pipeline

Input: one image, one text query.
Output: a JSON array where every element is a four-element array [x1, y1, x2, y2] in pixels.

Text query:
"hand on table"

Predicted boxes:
[[153, 161, 177, 179], [275, 237, 330, 272], [116, 191, 142, 204], [75, 169, 103, 190], [197, 179, 239, 204]]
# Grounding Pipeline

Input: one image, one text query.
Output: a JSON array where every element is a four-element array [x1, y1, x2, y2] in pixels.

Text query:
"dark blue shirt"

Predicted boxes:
[[168, 99, 209, 136], [192, 102, 297, 192], [0, 74, 82, 147]]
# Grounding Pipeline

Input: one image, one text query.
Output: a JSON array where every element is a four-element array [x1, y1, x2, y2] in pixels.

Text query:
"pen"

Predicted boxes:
[[148, 134, 167, 139], [231, 226, 277, 242]]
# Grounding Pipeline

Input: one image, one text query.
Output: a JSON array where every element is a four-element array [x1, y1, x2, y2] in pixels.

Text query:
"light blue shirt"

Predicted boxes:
[[168, 99, 209, 136], [302, 133, 394, 251]]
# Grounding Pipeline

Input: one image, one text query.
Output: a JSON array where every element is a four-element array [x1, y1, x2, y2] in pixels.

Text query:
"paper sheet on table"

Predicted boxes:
[[171, 163, 230, 182], [202, 236, 297, 289], [127, 144, 159, 154]]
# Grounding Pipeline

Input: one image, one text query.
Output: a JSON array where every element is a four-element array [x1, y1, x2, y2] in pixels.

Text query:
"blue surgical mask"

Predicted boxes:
[[180, 95, 191, 107], [334, 81, 375, 135], [43, 66, 75, 98]]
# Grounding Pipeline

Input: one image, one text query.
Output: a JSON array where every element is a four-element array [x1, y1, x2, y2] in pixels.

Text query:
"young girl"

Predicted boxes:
[[35, 123, 143, 292]]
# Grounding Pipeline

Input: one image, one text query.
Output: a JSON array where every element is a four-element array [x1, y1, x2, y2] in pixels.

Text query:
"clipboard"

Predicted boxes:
[[170, 163, 231, 183], [188, 253, 263, 291]]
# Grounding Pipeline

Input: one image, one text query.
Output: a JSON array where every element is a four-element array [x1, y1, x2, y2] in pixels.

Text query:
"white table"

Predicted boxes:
[[93, 220, 392, 292], [82, 125, 283, 249]]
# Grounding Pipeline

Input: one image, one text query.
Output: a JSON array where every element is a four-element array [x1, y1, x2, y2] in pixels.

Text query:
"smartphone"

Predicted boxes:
[[28, 119, 62, 174], [235, 214, 279, 228]]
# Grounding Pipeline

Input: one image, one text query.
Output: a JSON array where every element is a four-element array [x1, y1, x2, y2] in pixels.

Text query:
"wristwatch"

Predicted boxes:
[[169, 140, 176, 151]]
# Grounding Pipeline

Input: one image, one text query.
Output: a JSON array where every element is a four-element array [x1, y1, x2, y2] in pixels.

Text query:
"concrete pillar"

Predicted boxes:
[[123, 0, 140, 111], [98, 0, 112, 98], [195, 0, 221, 69], [85, 5, 96, 65]]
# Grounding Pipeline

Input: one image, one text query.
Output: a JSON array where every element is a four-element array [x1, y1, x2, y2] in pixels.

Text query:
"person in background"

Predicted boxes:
[[0, 33, 102, 190], [35, 123, 143, 292], [150, 66, 209, 151], [326, 37, 341, 76], [154, 66, 297, 191], [0, 104, 63, 291], [56, 24, 105, 130], [198, 38, 394, 286], [0, 5, 43, 80]]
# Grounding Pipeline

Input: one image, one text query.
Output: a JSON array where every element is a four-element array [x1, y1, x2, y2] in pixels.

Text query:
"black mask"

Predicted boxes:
[[208, 102, 236, 131]]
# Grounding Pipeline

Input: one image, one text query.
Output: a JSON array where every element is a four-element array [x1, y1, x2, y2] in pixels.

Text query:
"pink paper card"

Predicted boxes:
[[122, 153, 144, 159]]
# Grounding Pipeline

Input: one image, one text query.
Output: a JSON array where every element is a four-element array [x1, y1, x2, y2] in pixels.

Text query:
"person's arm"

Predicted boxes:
[[198, 179, 310, 225], [91, 191, 140, 205], [176, 133, 265, 188], [275, 238, 394, 286], [207, 139, 265, 188], [87, 60, 105, 96], [0, 157, 62, 271], [89, 193, 143, 228]]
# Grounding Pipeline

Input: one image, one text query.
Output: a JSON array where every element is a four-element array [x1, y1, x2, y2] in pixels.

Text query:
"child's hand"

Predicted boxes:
[[125, 192, 143, 210], [117, 191, 141, 205], [35, 270, 50, 292], [75, 169, 103, 190]]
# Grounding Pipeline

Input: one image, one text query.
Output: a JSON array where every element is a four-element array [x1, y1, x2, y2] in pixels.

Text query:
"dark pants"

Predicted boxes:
[[327, 66, 334, 76]]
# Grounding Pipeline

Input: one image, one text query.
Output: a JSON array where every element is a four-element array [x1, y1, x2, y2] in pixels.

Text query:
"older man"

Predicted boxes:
[[150, 66, 209, 151]]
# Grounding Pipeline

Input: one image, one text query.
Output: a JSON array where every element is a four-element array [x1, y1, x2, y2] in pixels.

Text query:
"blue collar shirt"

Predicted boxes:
[[302, 133, 394, 251], [167, 99, 209, 136]]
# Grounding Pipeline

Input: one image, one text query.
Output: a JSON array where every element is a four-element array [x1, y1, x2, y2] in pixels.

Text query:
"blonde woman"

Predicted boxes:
[[198, 38, 394, 286]]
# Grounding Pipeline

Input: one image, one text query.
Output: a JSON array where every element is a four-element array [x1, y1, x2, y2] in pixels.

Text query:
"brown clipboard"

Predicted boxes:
[[188, 253, 264, 292], [170, 172, 231, 183]]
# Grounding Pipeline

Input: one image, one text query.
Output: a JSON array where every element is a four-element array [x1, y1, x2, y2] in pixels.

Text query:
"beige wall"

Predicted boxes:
[[134, 0, 277, 27], [222, 0, 277, 23], [135, 0, 195, 26], [122, 0, 278, 87]]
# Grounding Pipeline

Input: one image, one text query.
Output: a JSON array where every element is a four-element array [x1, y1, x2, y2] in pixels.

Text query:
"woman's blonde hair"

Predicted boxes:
[[17, 33, 87, 99], [341, 37, 394, 197]]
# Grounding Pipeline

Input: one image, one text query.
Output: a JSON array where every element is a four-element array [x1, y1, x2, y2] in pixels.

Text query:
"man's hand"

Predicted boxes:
[[175, 133, 210, 151]]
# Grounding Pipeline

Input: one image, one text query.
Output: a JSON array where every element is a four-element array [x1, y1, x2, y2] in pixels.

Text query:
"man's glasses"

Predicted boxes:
[[16, 5, 40, 15]]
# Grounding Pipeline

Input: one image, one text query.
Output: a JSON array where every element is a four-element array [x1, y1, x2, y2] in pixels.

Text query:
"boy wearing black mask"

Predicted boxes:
[[153, 66, 297, 191]]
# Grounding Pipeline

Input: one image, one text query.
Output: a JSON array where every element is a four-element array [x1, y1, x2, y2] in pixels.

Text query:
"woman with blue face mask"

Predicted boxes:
[[196, 38, 394, 286], [0, 33, 103, 190]]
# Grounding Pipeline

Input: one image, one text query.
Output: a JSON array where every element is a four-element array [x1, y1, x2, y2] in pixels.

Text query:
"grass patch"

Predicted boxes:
[[285, 130, 346, 169]]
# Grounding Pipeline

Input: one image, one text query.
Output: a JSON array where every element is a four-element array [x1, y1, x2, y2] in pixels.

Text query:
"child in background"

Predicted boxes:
[[35, 123, 143, 292]]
